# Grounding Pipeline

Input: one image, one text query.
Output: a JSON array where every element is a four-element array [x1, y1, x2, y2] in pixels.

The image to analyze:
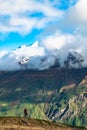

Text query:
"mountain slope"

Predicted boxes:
[[0, 68, 87, 127], [0, 117, 87, 130]]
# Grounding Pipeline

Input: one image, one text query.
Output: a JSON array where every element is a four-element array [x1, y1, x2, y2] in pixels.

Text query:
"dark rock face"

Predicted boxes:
[[64, 52, 84, 68]]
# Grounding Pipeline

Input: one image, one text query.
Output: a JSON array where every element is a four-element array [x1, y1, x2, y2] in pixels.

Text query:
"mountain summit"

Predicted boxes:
[[0, 42, 85, 70]]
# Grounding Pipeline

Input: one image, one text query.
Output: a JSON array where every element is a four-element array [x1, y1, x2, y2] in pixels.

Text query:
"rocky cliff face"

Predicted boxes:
[[46, 93, 87, 125]]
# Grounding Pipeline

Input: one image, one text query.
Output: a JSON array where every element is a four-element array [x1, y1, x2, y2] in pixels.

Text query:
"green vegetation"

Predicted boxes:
[[0, 102, 48, 120], [0, 68, 87, 127]]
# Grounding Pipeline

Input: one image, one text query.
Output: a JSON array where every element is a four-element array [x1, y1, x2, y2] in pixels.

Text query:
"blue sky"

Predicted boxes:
[[0, 0, 79, 51], [0, 0, 87, 51], [0, 29, 41, 50]]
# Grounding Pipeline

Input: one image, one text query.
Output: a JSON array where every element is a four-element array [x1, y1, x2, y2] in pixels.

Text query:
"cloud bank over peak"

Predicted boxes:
[[0, 31, 87, 71]]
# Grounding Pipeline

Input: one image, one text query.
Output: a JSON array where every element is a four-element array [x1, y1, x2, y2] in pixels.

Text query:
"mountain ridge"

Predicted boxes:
[[0, 117, 87, 130]]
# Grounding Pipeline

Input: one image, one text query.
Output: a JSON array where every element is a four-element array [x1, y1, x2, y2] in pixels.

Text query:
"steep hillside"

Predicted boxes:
[[0, 68, 87, 127]]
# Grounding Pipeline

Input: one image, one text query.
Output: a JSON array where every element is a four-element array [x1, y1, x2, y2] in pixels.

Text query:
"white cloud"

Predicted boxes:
[[0, 50, 8, 58], [0, 0, 62, 16], [73, 0, 87, 22], [41, 32, 75, 50], [66, 0, 87, 26], [60, 0, 87, 35], [43, 0, 87, 36], [0, 0, 63, 35]]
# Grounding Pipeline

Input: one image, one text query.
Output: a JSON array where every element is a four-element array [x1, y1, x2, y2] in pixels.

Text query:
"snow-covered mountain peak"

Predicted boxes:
[[0, 41, 86, 71], [31, 41, 39, 48]]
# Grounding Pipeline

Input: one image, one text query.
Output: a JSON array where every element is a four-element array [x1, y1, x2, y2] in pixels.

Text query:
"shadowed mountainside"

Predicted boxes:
[[0, 68, 87, 102]]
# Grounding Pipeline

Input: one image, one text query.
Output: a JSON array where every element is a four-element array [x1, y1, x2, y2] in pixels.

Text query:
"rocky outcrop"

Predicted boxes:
[[46, 93, 87, 126]]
